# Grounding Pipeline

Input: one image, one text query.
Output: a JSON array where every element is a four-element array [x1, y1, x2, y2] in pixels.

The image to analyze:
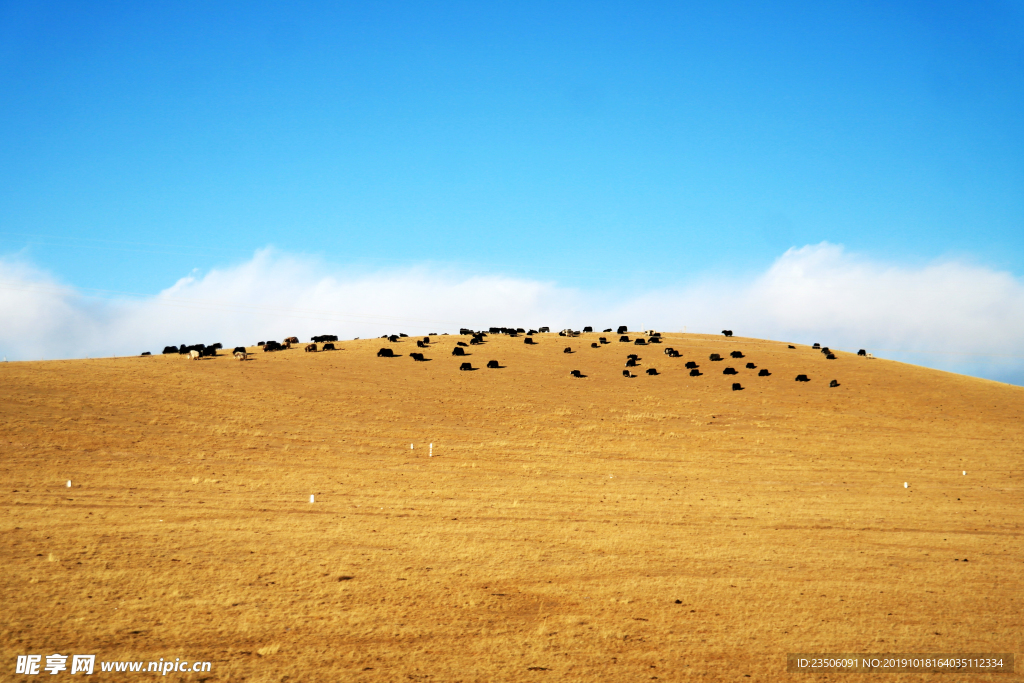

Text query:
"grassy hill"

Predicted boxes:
[[2, 332, 1021, 681]]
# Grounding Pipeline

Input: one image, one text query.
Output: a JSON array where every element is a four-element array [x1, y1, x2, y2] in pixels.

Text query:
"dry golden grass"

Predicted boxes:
[[1, 332, 1022, 682]]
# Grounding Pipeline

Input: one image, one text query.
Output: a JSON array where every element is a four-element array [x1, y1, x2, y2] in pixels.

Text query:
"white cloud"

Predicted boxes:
[[1, 244, 1022, 384], [612, 243, 1024, 384], [0, 249, 584, 359]]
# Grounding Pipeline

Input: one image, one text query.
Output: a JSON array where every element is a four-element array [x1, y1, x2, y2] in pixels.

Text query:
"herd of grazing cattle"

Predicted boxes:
[[148, 328, 867, 391]]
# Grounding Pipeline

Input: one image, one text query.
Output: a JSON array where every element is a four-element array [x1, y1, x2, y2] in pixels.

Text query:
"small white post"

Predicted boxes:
[[904, 482, 908, 488], [410, 443, 414, 450], [429, 443, 433, 457], [66, 480, 71, 488], [310, 494, 315, 503], [963, 471, 966, 475]]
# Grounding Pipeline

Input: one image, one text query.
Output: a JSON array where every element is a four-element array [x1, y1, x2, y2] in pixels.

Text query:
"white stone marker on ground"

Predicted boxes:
[[310, 495, 315, 503], [67, 480, 71, 488], [429, 443, 433, 457], [904, 482, 908, 488]]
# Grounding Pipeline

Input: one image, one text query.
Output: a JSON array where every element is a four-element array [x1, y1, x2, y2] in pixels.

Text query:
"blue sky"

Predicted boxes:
[[1, 2, 1023, 381]]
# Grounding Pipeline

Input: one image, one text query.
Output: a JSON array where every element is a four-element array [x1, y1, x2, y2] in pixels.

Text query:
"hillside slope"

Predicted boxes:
[[2, 332, 1022, 682]]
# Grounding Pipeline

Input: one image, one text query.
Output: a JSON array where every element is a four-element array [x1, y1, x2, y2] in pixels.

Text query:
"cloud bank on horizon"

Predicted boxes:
[[1, 243, 1022, 385]]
